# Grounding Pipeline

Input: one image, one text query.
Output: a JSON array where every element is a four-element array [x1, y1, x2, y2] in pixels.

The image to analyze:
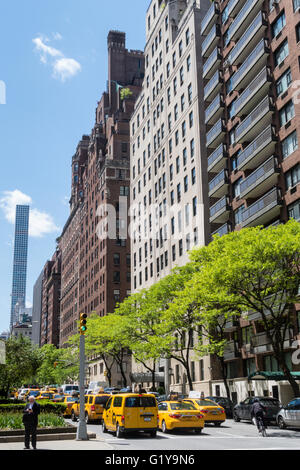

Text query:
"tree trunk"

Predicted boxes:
[[219, 356, 231, 400], [151, 362, 156, 391]]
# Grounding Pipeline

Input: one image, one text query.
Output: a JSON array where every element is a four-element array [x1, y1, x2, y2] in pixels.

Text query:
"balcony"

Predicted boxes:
[[240, 156, 279, 200], [209, 169, 229, 198], [235, 96, 274, 144], [231, 39, 270, 92], [204, 70, 223, 102], [227, 0, 247, 18], [226, 0, 265, 43], [206, 118, 226, 148], [202, 24, 221, 58], [209, 196, 230, 224], [201, 1, 220, 36], [237, 126, 277, 171], [224, 316, 239, 332], [227, 12, 267, 66], [205, 94, 224, 125], [207, 143, 227, 173], [203, 47, 222, 80], [224, 341, 240, 360], [251, 329, 293, 354], [241, 187, 282, 228], [212, 222, 231, 238], [234, 67, 272, 117]]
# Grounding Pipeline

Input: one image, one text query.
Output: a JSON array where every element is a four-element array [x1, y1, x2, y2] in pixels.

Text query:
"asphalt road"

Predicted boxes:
[[65, 419, 300, 450]]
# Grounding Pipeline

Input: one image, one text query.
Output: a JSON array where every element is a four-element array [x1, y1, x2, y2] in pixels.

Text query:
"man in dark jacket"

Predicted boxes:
[[22, 396, 40, 449]]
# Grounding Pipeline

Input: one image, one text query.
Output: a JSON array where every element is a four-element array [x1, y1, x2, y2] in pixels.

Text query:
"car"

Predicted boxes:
[[183, 398, 226, 426], [51, 394, 65, 403], [119, 387, 133, 393], [35, 391, 55, 401], [71, 394, 110, 423], [27, 390, 41, 399], [276, 397, 300, 429], [233, 397, 281, 423], [61, 384, 80, 395], [102, 393, 158, 438], [62, 395, 79, 418], [103, 387, 120, 394], [158, 401, 205, 433], [205, 396, 234, 418]]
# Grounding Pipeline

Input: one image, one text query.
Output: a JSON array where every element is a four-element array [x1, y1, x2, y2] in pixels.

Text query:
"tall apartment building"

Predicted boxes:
[[129, 0, 213, 394], [56, 31, 145, 387], [10, 205, 30, 328], [201, 0, 300, 404], [32, 270, 44, 346], [40, 249, 61, 347]]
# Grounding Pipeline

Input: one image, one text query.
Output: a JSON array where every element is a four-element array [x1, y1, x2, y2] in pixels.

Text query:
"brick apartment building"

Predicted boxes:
[[201, 0, 300, 404]]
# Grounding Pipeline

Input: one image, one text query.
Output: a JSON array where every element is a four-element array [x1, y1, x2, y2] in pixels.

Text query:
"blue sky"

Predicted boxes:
[[0, 0, 149, 333]]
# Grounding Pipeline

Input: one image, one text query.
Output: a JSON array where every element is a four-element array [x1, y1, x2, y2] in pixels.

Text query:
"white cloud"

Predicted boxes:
[[32, 35, 81, 82], [53, 57, 81, 82], [0, 190, 60, 238]]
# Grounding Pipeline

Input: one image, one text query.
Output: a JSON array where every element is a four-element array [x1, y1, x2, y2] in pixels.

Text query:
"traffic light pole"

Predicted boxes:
[[76, 333, 89, 441]]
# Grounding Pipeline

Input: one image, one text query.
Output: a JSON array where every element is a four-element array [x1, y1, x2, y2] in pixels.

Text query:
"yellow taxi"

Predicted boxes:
[[102, 393, 158, 438], [183, 398, 226, 426], [71, 394, 110, 424], [158, 401, 204, 433], [62, 395, 78, 418], [35, 391, 55, 401]]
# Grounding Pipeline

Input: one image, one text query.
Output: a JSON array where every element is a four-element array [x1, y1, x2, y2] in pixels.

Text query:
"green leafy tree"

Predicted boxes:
[[187, 219, 300, 397]]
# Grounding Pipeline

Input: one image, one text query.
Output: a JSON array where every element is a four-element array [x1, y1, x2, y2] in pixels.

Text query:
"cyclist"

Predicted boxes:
[[250, 398, 267, 433]]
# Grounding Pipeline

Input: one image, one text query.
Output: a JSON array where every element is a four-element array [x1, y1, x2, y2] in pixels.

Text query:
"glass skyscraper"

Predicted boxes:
[[10, 205, 29, 327]]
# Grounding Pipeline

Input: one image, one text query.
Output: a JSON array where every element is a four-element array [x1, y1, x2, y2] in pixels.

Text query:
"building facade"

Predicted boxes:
[[201, 0, 300, 404], [10, 205, 29, 328], [129, 0, 213, 394], [32, 270, 44, 346]]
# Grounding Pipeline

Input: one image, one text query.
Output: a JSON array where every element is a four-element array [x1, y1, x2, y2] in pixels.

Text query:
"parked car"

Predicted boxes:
[[102, 393, 158, 438], [276, 398, 300, 429], [62, 396, 79, 418], [205, 396, 234, 418], [61, 384, 80, 395], [158, 401, 204, 433], [71, 394, 110, 423], [233, 397, 281, 423]]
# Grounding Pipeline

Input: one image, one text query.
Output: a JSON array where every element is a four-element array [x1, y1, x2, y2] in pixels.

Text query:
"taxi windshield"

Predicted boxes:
[[170, 402, 196, 411]]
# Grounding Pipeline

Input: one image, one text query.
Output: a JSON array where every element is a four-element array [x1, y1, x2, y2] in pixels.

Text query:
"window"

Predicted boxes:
[[279, 100, 295, 126], [113, 271, 120, 283], [285, 164, 300, 189], [189, 111, 194, 128], [192, 196, 197, 216], [191, 167, 196, 184], [187, 55, 191, 72], [282, 130, 298, 159], [274, 39, 289, 67], [288, 199, 300, 221], [184, 175, 188, 192], [180, 66, 184, 85], [186, 28, 190, 46], [179, 239, 183, 256], [296, 22, 300, 43], [190, 138, 195, 158], [233, 177, 242, 198], [276, 68, 292, 96], [179, 40, 183, 57], [234, 204, 245, 225], [188, 83, 192, 102], [271, 11, 286, 38], [181, 94, 185, 112], [294, 0, 300, 11], [113, 253, 120, 265]]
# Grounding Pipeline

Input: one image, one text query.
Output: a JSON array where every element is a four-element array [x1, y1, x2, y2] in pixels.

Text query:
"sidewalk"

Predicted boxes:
[[0, 435, 114, 451]]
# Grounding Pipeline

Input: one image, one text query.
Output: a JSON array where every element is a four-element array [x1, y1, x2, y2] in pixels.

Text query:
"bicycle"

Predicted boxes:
[[256, 415, 267, 437]]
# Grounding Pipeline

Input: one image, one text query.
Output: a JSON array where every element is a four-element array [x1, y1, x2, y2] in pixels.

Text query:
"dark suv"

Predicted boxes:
[[233, 397, 281, 423]]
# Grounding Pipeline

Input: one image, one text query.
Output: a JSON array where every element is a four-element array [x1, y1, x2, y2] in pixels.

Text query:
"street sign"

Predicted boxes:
[[0, 340, 6, 364]]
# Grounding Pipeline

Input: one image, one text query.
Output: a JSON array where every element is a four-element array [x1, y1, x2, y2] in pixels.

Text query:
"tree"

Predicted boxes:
[[120, 87, 133, 101], [188, 219, 300, 397], [35, 344, 79, 386]]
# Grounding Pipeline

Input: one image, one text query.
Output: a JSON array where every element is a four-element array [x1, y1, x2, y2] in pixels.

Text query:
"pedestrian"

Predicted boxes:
[[22, 395, 40, 450]]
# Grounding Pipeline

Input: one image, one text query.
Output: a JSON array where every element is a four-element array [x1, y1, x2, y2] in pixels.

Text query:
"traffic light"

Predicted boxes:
[[79, 313, 88, 335]]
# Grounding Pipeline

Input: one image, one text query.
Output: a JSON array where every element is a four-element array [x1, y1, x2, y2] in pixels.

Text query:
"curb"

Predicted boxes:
[[0, 430, 96, 443]]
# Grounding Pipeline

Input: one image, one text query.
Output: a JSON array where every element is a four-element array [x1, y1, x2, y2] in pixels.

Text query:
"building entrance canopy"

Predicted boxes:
[[248, 371, 300, 381]]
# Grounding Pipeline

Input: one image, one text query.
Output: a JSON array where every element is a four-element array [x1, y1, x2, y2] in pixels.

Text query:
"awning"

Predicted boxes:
[[248, 371, 300, 381]]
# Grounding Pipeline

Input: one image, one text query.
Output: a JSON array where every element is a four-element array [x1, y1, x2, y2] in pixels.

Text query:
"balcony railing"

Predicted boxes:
[[231, 39, 269, 92], [209, 169, 229, 198], [203, 47, 222, 80], [227, 12, 267, 66], [251, 329, 293, 353], [201, 1, 220, 36], [212, 222, 231, 238], [240, 156, 279, 199], [235, 96, 274, 144], [205, 94, 224, 125], [224, 341, 240, 360], [206, 118, 226, 148], [207, 143, 227, 173], [209, 196, 230, 223], [204, 70, 223, 102], [241, 187, 282, 228], [226, 0, 265, 43], [237, 126, 276, 171], [202, 24, 221, 57], [234, 67, 271, 116]]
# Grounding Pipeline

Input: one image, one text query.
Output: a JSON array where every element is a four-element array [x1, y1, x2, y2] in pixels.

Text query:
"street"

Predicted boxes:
[[65, 419, 300, 451]]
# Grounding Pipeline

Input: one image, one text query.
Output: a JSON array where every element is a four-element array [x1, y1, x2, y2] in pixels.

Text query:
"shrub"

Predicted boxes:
[[0, 412, 67, 430], [0, 401, 66, 415]]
